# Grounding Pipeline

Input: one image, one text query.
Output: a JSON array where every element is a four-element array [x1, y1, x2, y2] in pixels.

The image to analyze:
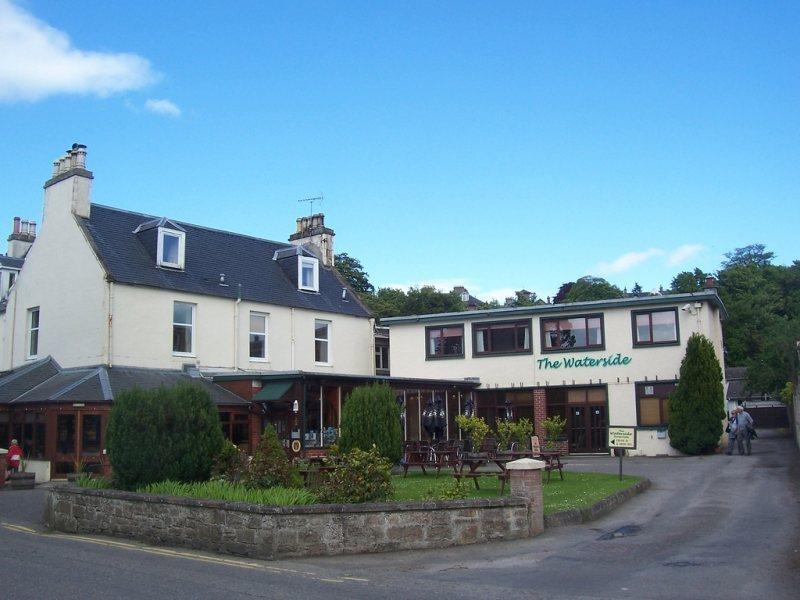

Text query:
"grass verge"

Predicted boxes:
[[392, 472, 642, 515]]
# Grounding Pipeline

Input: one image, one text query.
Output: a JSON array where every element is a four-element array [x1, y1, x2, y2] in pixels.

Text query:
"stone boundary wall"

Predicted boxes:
[[44, 486, 533, 560], [544, 478, 651, 528]]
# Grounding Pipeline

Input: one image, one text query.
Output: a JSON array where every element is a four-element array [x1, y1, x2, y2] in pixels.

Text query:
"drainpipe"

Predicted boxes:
[[107, 281, 114, 367], [369, 318, 376, 375], [290, 308, 296, 370], [233, 283, 242, 371], [8, 288, 17, 367]]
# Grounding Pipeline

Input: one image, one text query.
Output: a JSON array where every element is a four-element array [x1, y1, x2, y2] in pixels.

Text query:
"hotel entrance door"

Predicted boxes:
[[547, 387, 608, 453]]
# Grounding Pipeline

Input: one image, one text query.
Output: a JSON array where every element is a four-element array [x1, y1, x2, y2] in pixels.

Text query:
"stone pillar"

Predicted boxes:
[[506, 457, 546, 535], [533, 388, 547, 437]]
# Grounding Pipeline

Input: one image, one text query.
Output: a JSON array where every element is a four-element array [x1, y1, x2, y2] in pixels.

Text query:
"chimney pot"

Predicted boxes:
[[73, 143, 87, 169], [52, 160, 60, 177], [12, 217, 20, 234], [30, 221, 36, 237]]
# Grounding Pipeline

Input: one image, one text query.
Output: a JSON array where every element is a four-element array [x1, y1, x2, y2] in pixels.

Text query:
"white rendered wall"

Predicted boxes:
[[389, 301, 719, 386], [388, 299, 726, 456], [111, 285, 374, 375], [4, 175, 108, 370]]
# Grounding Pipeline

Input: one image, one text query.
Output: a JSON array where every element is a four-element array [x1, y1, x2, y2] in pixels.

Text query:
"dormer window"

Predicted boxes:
[[158, 227, 185, 269], [298, 256, 319, 292]]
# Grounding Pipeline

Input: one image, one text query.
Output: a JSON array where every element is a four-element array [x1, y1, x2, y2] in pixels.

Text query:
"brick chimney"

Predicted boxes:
[[43, 143, 93, 222], [288, 213, 335, 266], [7, 216, 37, 258], [704, 276, 718, 290]]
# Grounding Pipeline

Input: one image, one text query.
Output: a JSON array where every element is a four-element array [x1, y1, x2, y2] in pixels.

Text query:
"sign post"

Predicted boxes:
[[608, 426, 636, 480]]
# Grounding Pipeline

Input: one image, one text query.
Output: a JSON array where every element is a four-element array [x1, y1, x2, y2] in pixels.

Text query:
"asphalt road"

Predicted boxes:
[[1, 431, 798, 600]]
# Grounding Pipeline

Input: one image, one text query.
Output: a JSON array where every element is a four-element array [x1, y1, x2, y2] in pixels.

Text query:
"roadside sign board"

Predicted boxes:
[[608, 426, 636, 449]]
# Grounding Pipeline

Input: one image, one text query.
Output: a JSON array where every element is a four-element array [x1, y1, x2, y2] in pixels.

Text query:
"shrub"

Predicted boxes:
[[244, 424, 301, 489], [495, 418, 536, 450], [511, 418, 535, 448], [138, 480, 316, 506], [211, 440, 248, 483], [668, 333, 726, 455], [541, 415, 566, 442], [455, 414, 490, 452], [106, 384, 225, 490], [317, 446, 393, 504], [339, 384, 403, 464], [495, 419, 515, 450]]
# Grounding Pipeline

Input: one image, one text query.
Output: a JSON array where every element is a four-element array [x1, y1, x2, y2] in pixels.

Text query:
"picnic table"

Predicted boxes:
[[452, 449, 565, 494]]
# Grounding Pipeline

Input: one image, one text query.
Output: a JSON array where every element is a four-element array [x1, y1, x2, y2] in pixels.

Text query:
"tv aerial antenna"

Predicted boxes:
[[298, 193, 324, 216]]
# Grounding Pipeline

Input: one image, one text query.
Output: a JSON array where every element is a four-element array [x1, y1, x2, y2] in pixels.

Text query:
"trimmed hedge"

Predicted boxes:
[[106, 384, 225, 489]]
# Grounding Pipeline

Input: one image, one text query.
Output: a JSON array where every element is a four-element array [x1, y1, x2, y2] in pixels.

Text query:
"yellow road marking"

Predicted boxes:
[[0, 522, 366, 585]]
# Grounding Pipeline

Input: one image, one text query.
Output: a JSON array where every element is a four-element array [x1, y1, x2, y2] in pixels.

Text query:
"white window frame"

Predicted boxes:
[[298, 256, 319, 292], [314, 319, 332, 365], [157, 227, 186, 269], [249, 311, 269, 362], [172, 301, 196, 357], [27, 307, 40, 359]]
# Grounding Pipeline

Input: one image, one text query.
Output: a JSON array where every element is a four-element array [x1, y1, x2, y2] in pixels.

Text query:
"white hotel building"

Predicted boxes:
[[384, 290, 727, 456]]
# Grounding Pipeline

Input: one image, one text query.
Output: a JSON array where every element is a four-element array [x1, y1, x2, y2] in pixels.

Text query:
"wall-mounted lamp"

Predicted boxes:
[[292, 399, 299, 413]]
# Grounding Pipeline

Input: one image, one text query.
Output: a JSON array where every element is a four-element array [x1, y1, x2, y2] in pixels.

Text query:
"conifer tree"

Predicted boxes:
[[106, 384, 224, 489], [668, 333, 726, 454], [339, 384, 403, 463]]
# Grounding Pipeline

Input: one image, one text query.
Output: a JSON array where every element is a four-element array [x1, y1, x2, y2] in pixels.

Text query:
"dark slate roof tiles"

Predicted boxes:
[[1, 357, 249, 406], [0, 357, 61, 404], [80, 204, 371, 318]]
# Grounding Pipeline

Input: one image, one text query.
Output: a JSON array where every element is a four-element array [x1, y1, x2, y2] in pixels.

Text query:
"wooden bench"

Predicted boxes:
[[400, 445, 437, 477]]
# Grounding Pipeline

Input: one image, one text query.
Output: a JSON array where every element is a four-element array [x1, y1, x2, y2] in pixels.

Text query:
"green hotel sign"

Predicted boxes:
[[537, 353, 632, 370]]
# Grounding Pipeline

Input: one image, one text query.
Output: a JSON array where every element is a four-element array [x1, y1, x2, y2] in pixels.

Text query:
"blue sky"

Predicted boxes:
[[2, 1, 798, 302]]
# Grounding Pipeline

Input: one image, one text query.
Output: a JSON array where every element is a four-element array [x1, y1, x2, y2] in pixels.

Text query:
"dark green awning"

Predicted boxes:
[[252, 381, 293, 402]]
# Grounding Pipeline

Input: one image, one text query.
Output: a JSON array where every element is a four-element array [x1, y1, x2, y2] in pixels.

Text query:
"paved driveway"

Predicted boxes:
[[1, 431, 798, 599]]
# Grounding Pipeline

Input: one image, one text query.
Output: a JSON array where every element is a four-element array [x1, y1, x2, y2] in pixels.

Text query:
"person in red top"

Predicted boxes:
[[7, 439, 23, 474]]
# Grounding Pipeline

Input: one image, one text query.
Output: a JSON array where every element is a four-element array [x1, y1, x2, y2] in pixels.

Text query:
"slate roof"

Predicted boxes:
[[0, 358, 249, 406], [0, 255, 24, 269], [0, 357, 61, 404], [79, 204, 370, 318]]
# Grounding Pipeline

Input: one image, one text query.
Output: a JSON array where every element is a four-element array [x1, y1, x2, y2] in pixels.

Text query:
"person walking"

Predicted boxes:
[[735, 406, 754, 456], [7, 438, 23, 474], [724, 410, 738, 455]]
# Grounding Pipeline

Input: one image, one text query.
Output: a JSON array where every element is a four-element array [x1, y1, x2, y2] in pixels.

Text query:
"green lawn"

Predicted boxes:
[[392, 471, 642, 515]]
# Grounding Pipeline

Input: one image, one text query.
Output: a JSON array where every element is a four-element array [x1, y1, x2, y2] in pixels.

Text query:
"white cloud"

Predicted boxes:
[[144, 98, 181, 117], [666, 244, 705, 267], [595, 248, 664, 275], [0, 0, 157, 102]]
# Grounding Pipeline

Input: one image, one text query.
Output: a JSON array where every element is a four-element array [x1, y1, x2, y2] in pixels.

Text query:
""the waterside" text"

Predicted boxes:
[[537, 353, 632, 370]]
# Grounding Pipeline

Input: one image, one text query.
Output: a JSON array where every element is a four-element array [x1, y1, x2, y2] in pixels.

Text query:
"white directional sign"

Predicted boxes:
[[608, 426, 636, 449]]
